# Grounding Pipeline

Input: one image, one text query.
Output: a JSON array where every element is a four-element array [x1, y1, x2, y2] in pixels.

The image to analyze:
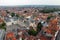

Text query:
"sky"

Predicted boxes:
[[0, 0, 60, 6]]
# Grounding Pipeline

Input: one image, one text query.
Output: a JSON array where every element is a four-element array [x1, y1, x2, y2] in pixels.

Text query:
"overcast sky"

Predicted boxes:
[[0, 0, 60, 6]]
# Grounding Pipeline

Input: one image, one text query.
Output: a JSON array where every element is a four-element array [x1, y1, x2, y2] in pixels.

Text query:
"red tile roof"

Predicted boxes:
[[12, 37, 17, 40], [0, 18, 3, 23], [6, 32, 14, 38], [40, 35, 49, 40], [6, 32, 17, 40], [1, 11, 7, 17]]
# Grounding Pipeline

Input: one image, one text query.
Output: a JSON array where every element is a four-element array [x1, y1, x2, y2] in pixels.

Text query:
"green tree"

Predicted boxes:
[[28, 29, 37, 36], [40, 8, 60, 13], [22, 38, 24, 40], [24, 11, 27, 13], [2, 22, 6, 26], [47, 16, 53, 22], [37, 22, 43, 32], [16, 14, 19, 17], [47, 16, 51, 20], [0, 22, 6, 30], [11, 13, 15, 17], [6, 10, 10, 13]]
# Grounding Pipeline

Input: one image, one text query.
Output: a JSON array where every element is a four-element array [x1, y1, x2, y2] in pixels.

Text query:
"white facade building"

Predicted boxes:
[[5, 17, 19, 26], [0, 29, 5, 40]]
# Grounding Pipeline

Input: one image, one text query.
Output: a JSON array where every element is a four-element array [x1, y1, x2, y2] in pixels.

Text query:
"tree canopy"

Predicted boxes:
[[11, 13, 15, 17], [28, 29, 37, 36], [28, 22, 43, 36], [40, 8, 60, 13], [37, 22, 43, 32], [0, 22, 6, 30]]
